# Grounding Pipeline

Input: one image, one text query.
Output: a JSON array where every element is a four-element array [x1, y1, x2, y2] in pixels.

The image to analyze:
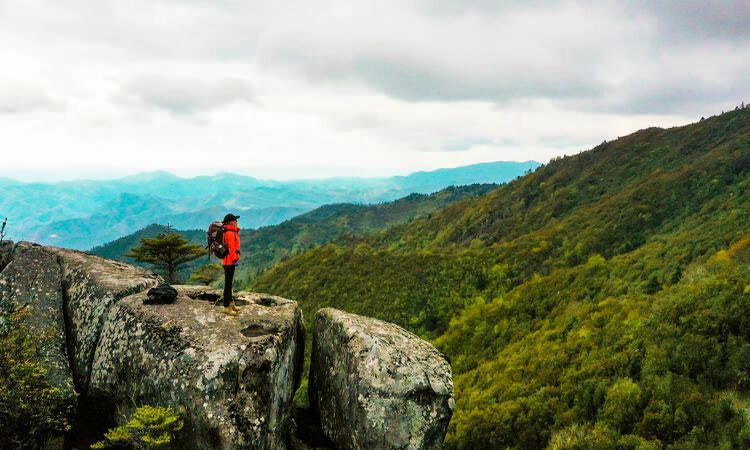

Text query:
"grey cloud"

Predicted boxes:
[[604, 86, 742, 116], [422, 0, 750, 42], [118, 77, 255, 114], [427, 136, 520, 152], [330, 112, 393, 131], [568, 65, 750, 115], [440, 137, 496, 151], [439, 135, 591, 153], [346, 58, 603, 103], [628, 0, 750, 43], [15, 0, 748, 118], [263, 26, 607, 105], [414, 0, 554, 16], [0, 85, 61, 114], [4, 0, 748, 123], [255, 0, 748, 116]]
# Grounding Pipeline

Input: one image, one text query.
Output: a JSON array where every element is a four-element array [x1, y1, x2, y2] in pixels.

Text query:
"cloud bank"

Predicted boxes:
[[0, 0, 747, 180]]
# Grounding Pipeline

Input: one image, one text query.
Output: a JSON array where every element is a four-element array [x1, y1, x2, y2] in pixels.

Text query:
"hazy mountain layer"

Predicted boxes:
[[1, 161, 538, 249]]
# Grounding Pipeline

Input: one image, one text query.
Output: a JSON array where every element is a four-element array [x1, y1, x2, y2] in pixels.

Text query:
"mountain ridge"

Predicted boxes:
[[2, 160, 538, 249]]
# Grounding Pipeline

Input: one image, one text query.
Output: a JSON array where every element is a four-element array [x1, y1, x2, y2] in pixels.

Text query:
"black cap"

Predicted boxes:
[[222, 213, 240, 224]]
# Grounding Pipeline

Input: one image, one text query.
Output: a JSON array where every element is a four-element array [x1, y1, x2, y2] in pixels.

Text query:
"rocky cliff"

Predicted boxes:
[[0, 241, 453, 449], [89, 287, 305, 449]]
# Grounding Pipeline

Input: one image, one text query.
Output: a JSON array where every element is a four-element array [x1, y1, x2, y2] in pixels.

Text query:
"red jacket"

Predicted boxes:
[[221, 224, 241, 266]]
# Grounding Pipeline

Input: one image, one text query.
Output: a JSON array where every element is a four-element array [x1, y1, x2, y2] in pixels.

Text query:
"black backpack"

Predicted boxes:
[[207, 221, 229, 259]]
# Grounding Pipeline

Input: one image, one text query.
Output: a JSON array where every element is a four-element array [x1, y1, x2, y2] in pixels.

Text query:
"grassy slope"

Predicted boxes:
[[253, 108, 750, 448]]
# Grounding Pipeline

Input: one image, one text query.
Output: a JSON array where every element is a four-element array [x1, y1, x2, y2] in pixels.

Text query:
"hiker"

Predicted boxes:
[[221, 213, 241, 316]]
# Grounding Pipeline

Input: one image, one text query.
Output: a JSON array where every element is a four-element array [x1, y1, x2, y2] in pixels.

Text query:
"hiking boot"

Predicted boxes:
[[222, 306, 238, 316], [231, 302, 240, 312]]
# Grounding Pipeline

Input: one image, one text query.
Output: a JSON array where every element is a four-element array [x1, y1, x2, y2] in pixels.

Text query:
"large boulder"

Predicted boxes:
[[89, 286, 305, 449], [51, 246, 159, 392], [0, 242, 75, 402], [309, 308, 454, 450]]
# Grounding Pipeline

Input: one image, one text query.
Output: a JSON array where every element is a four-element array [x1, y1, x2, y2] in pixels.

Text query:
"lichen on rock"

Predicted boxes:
[[309, 308, 454, 450], [0, 242, 76, 406], [89, 286, 305, 449], [52, 246, 160, 392]]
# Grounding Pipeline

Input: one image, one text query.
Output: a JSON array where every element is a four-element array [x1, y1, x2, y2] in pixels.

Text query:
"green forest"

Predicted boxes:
[[252, 108, 750, 448], [91, 184, 496, 285]]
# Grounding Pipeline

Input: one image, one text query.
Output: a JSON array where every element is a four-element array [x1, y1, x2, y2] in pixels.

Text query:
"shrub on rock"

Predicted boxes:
[[91, 405, 184, 450]]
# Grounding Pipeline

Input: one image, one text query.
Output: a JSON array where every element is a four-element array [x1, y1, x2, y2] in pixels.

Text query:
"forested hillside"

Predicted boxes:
[[253, 108, 750, 448], [233, 184, 496, 286], [91, 184, 496, 285]]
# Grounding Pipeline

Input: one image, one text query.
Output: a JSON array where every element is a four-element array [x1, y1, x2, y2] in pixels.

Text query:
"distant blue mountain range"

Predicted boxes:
[[0, 161, 540, 249]]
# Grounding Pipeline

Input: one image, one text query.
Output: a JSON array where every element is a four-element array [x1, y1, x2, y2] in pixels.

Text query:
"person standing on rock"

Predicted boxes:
[[221, 213, 241, 316]]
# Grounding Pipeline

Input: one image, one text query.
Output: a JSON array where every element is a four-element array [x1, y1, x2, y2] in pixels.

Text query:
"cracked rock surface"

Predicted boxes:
[[0, 242, 76, 407], [55, 245, 160, 392], [309, 308, 454, 450], [89, 286, 305, 449], [0, 244, 305, 449]]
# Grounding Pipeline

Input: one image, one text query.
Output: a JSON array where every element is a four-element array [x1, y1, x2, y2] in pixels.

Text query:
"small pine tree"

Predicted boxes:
[[188, 263, 223, 285], [126, 232, 204, 283]]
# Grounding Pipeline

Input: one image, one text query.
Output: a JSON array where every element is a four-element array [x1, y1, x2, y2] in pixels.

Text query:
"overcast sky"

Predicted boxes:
[[0, 0, 748, 181]]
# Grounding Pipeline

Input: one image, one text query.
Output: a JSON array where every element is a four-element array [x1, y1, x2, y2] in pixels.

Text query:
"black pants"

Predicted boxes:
[[223, 265, 235, 307]]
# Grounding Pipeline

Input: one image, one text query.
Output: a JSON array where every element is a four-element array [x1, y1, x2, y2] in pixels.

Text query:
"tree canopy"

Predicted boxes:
[[188, 263, 222, 286], [126, 232, 204, 283]]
